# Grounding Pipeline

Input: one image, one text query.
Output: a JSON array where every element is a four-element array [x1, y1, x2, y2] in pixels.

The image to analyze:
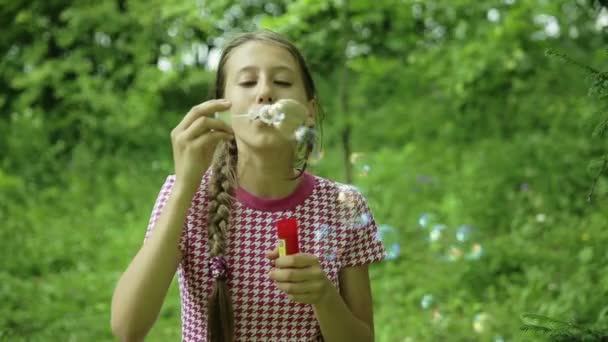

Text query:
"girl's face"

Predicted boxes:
[[223, 41, 314, 150]]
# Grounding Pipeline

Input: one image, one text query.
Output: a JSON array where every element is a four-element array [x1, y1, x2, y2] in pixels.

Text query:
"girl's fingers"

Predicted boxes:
[[277, 282, 319, 295], [177, 99, 232, 131], [288, 294, 317, 304], [183, 115, 234, 141], [189, 130, 233, 149], [265, 247, 279, 260], [269, 267, 320, 282]]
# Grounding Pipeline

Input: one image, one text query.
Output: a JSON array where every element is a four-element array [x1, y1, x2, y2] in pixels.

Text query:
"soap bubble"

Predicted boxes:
[[377, 224, 401, 260], [294, 125, 316, 144], [349, 152, 371, 177], [315, 224, 332, 241], [420, 294, 435, 309], [456, 225, 472, 242], [295, 125, 307, 142], [214, 111, 232, 125], [536, 213, 546, 223], [349, 152, 365, 164], [473, 312, 490, 333], [418, 213, 437, 229], [386, 243, 400, 260], [309, 150, 324, 163], [360, 164, 371, 176], [271, 112, 286, 125], [429, 224, 446, 242], [326, 247, 338, 262], [466, 243, 483, 260], [447, 245, 463, 262], [431, 309, 444, 325], [416, 175, 437, 184], [354, 213, 372, 228]]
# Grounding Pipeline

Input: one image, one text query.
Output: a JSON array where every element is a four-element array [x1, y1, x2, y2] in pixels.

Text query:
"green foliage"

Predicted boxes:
[[521, 313, 608, 341], [1, 0, 608, 341]]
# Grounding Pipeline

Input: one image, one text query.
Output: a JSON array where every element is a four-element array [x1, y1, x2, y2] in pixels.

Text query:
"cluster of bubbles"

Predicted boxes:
[[418, 213, 483, 262], [416, 214, 506, 338], [309, 182, 402, 262], [419, 297, 504, 340]]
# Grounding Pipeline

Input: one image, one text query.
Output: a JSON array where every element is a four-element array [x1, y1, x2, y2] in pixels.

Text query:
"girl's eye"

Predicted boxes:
[[275, 81, 292, 87], [238, 81, 292, 87]]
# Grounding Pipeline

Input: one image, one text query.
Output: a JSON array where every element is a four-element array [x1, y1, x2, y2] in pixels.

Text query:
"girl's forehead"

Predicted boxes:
[[225, 41, 299, 74]]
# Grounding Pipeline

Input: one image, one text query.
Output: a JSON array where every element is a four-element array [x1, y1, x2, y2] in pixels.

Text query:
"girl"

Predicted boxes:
[[111, 30, 385, 342]]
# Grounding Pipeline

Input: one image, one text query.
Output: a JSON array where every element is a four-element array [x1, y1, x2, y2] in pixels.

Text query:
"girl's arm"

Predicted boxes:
[[110, 184, 193, 342], [313, 265, 375, 342]]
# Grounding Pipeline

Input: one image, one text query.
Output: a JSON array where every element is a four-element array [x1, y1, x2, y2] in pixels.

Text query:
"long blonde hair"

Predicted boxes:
[[205, 30, 324, 342]]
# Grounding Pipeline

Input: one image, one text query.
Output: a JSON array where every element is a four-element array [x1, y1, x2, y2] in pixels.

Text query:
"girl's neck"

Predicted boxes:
[[236, 155, 301, 200]]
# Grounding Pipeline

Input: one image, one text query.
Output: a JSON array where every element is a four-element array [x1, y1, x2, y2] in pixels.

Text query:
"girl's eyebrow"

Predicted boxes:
[[236, 65, 295, 75]]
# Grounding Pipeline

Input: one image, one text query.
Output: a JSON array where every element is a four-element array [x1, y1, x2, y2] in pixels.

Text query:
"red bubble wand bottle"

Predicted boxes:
[[276, 218, 300, 256]]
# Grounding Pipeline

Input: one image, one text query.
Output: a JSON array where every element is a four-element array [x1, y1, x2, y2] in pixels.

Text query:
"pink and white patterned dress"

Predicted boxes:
[[144, 169, 385, 341]]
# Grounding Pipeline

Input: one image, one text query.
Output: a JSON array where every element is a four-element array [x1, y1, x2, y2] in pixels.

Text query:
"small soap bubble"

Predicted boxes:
[[326, 247, 338, 262], [447, 246, 463, 262], [420, 294, 434, 309], [416, 175, 436, 184], [355, 213, 372, 228], [385, 243, 400, 260], [429, 224, 446, 242], [377, 224, 401, 260], [309, 150, 324, 163], [418, 213, 436, 229], [315, 224, 332, 241], [473, 313, 490, 333], [214, 111, 232, 125], [431, 309, 444, 325], [294, 125, 315, 144], [456, 225, 471, 242], [360, 164, 371, 176], [466, 243, 483, 260], [274, 112, 285, 123], [536, 213, 546, 223], [349, 152, 365, 164], [295, 125, 307, 142]]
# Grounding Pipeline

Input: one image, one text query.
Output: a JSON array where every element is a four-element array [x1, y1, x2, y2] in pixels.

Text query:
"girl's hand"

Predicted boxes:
[[170, 99, 235, 194], [265, 248, 332, 305]]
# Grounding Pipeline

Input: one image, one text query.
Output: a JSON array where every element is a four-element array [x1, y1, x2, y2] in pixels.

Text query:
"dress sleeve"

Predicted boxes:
[[143, 175, 188, 254], [340, 190, 386, 268]]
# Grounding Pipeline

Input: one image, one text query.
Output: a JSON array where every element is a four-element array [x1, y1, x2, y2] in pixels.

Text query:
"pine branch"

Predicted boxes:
[[545, 49, 600, 75], [545, 49, 608, 201], [594, 118, 608, 137], [588, 154, 608, 203], [520, 313, 608, 341]]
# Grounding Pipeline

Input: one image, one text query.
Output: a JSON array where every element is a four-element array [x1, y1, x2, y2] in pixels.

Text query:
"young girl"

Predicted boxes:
[[111, 30, 385, 342]]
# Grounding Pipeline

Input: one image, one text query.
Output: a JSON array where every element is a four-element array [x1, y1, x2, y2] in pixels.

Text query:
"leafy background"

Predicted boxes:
[[1, 0, 607, 341]]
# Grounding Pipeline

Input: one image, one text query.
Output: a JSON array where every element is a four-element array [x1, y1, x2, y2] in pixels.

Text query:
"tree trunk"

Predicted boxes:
[[338, 0, 352, 184]]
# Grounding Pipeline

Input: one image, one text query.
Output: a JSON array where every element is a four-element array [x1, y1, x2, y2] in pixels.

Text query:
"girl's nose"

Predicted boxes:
[[256, 95, 274, 104]]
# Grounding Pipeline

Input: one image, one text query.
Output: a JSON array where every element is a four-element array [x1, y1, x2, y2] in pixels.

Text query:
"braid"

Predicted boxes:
[[206, 138, 238, 342]]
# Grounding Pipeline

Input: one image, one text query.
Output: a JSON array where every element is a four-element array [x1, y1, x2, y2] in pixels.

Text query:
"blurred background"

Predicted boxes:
[[1, 0, 607, 341]]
